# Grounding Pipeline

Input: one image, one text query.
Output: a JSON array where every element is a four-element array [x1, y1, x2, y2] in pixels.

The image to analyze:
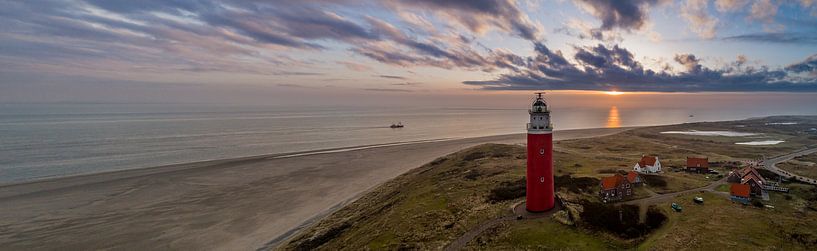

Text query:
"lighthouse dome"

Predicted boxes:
[[532, 99, 548, 113]]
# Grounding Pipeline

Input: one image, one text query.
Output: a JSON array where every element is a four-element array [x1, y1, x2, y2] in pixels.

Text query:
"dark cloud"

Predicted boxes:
[[722, 32, 817, 44], [378, 75, 407, 79], [572, 0, 662, 31], [674, 54, 702, 73], [464, 42, 817, 92], [786, 55, 817, 75]]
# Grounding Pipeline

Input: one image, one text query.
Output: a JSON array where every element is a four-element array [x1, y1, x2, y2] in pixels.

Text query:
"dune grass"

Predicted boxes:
[[282, 116, 817, 250]]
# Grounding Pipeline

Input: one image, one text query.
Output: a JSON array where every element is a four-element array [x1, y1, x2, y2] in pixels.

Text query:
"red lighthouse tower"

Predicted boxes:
[[526, 92, 554, 212]]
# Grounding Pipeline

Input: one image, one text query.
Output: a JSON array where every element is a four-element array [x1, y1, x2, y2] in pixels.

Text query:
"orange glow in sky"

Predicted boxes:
[[604, 91, 624, 96]]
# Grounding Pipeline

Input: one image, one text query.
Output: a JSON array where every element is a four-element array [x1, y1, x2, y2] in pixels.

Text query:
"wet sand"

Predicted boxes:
[[0, 127, 629, 250]]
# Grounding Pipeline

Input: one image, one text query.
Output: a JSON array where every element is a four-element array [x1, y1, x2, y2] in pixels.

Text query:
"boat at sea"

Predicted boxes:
[[390, 122, 404, 128]]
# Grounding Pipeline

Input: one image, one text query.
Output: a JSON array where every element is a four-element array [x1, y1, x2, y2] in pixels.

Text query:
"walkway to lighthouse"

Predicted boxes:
[[444, 201, 562, 251]]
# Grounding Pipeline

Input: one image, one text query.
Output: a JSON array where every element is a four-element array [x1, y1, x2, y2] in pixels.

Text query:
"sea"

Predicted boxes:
[[2, 94, 816, 184]]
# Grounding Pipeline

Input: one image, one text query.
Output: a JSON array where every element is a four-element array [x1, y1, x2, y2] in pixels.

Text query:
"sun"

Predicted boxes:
[[604, 91, 624, 96]]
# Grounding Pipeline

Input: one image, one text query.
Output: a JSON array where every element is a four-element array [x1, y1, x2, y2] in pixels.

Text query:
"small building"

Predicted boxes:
[[741, 173, 765, 195], [726, 166, 768, 198], [626, 171, 643, 186], [633, 155, 661, 173], [686, 157, 710, 173], [727, 170, 743, 183], [599, 174, 632, 202], [730, 183, 751, 204]]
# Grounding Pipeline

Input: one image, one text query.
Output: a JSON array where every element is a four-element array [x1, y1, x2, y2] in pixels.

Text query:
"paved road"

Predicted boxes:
[[763, 147, 817, 185], [620, 176, 729, 206]]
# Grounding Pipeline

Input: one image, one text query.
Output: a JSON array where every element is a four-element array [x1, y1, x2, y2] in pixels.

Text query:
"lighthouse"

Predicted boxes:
[[526, 92, 554, 212]]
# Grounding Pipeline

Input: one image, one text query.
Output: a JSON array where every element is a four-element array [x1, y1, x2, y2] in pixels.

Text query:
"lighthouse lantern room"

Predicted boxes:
[[526, 92, 555, 212]]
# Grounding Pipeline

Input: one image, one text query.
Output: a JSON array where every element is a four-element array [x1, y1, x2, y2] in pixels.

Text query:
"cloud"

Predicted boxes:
[[555, 18, 623, 42], [463, 42, 817, 92], [363, 88, 413, 92], [722, 32, 817, 44], [377, 75, 407, 79], [714, 0, 749, 12], [785, 54, 817, 77], [571, 0, 664, 31], [391, 82, 422, 86], [749, 0, 779, 23], [337, 61, 373, 71], [387, 0, 544, 41], [1, 0, 545, 80], [674, 54, 703, 73], [680, 0, 718, 39]]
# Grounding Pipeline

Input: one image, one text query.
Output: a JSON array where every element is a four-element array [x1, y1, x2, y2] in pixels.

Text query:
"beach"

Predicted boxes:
[[0, 127, 628, 250]]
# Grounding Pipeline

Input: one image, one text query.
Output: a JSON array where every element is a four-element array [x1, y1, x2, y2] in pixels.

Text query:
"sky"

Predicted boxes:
[[1, 0, 817, 105]]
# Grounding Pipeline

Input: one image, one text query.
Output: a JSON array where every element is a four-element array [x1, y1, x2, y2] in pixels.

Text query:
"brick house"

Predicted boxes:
[[686, 157, 709, 173], [599, 174, 632, 202], [727, 166, 766, 196], [626, 171, 643, 186], [730, 183, 751, 204]]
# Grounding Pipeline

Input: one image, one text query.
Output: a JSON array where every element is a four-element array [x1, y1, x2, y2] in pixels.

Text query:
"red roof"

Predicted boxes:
[[626, 171, 640, 183], [739, 167, 765, 183], [601, 174, 626, 190], [730, 183, 751, 197], [639, 156, 657, 166], [687, 157, 709, 168], [742, 173, 764, 186]]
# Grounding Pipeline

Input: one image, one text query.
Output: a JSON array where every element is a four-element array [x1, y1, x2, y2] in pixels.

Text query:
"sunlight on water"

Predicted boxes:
[[606, 106, 621, 128]]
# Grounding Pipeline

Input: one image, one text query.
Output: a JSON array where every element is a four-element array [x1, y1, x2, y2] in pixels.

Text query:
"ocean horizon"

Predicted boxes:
[[2, 98, 816, 184]]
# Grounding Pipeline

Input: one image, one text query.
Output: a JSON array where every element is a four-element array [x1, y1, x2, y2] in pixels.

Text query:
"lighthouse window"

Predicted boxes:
[[539, 148, 544, 155]]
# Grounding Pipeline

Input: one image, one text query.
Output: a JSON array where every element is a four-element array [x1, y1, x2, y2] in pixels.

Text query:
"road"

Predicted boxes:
[[762, 147, 817, 185], [620, 176, 729, 206]]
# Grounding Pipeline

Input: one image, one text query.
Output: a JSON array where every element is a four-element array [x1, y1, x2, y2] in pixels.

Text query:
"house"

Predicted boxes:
[[726, 169, 743, 183], [686, 157, 710, 173], [742, 173, 765, 195], [730, 183, 751, 204], [626, 171, 643, 186], [726, 166, 767, 196], [599, 174, 632, 202], [633, 155, 661, 173]]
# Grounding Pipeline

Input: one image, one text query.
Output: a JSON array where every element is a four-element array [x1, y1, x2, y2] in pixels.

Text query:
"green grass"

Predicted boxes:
[[715, 184, 730, 192], [477, 219, 622, 250], [780, 154, 817, 179]]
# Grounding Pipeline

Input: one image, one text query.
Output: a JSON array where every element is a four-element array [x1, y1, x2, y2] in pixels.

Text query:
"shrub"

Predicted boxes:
[[579, 201, 667, 239], [596, 168, 618, 174], [463, 170, 481, 180], [462, 151, 488, 161], [555, 175, 599, 193], [752, 200, 764, 208], [429, 157, 447, 166], [641, 175, 667, 187], [488, 178, 526, 202]]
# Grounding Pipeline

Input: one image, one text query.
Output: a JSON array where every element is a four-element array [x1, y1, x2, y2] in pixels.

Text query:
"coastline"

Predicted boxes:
[[0, 127, 631, 250]]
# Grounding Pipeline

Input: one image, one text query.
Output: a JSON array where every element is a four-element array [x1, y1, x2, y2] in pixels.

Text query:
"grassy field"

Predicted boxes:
[[779, 152, 817, 179], [280, 116, 817, 250]]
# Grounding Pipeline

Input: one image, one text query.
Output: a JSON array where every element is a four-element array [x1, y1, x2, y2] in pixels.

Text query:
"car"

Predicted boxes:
[[694, 197, 704, 204], [672, 203, 683, 212]]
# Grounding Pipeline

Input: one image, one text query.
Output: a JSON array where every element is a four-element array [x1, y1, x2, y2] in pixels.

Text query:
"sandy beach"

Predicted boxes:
[[0, 127, 628, 250]]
